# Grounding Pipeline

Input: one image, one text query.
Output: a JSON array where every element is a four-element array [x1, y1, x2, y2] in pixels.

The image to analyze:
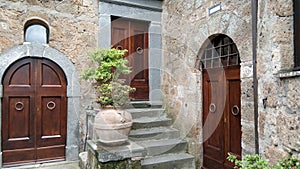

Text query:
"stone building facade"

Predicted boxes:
[[257, 0, 300, 165], [161, 0, 300, 168], [0, 0, 299, 168], [0, 0, 98, 167], [0, 0, 163, 168]]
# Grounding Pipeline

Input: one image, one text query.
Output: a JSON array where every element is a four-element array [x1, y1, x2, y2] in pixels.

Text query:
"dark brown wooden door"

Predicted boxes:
[[2, 58, 67, 167], [202, 66, 241, 169], [111, 17, 149, 100]]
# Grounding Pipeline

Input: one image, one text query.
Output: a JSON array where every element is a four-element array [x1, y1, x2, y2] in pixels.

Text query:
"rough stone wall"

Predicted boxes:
[[0, 0, 98, 150], [257, 0, 300, 165], [161, 0, 253, 167]]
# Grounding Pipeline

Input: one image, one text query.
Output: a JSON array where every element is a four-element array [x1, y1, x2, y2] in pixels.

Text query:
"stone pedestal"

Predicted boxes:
[[86, 140, 145, 169]]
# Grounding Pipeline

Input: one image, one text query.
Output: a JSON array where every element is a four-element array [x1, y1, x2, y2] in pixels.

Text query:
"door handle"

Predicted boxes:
[[47, 101, 56, 110], [231, 105, 240, 116], [209, 103, 216, 113], [15, 102, 24, 111]]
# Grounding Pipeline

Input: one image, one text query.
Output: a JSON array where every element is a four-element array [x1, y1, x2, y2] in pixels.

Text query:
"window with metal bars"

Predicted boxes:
[[201, 34, 240, 69]]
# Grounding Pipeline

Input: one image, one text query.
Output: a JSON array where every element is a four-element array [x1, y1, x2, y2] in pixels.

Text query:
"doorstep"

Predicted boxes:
[[2, 161, 79, 169]]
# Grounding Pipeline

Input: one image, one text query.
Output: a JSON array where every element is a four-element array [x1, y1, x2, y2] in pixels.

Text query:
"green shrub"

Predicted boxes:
[[227, 154, 300, 169], [81, 48, 135, 107], [273, 157, 300, 169]]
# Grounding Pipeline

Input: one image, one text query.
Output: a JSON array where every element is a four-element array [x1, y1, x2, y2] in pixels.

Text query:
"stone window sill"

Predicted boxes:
[[277, 70, 300, 79]]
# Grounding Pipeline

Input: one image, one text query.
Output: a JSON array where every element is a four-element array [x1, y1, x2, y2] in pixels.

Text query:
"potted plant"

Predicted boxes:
[[82, 48, 135, 146]]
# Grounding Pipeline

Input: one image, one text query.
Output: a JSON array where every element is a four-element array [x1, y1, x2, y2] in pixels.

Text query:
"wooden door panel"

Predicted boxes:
[[36, 145, 65, 161], [228, 80, 241, 156], [41, 97, 62, 137], [2, 58, 67, 167], [203, 69, 225, 168], [111, 18, 149, 100], [2, 58, 36, 166], [8, 97, 31, 140], [2, 96, 34, 150], [203, 68, 241, 169], [36, 59, 66, 160], [111, 20, 130, 84], [36, 96, 66, 161], [8, 63, 31, 86], [3, 149, 36, 166], [42, 64, 62, 86], [132, 30, 147, 80], [224, 68, 241, 169], [111, 20, 130, 54], [130, 22, 149, 100], [37, 96, 66, 146]]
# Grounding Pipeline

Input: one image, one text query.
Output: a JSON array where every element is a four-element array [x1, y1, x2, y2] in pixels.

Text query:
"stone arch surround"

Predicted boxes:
[[0, 43, 80, 167]]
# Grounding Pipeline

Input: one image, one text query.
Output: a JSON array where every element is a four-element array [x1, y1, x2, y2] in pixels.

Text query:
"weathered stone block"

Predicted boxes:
[[279, 44, 294, 69], [270, 0, 293, 17], [241, 63, 253, 78], [241, 78, 254, 102], [259, 111, 266, 136], [276, 113, 300, 152], [87, 140, 145, 163], [241, 101, 254, 122], [265, 146, 289, 166], [263, 82, 280, 108], [241, 122, 256, 148], [86, 140, 144, 169]]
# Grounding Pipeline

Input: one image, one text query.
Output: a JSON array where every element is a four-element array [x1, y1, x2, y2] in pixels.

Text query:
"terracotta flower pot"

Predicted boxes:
[[93, 106, 132, 146]]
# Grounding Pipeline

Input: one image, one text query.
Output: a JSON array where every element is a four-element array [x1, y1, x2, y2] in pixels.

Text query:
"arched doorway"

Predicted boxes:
[[2, 57, 67, 167], [0, 43, 80, 168], [200, 34, 241, 169]]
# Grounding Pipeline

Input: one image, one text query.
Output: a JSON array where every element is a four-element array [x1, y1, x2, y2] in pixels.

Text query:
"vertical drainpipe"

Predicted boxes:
[[251, 0, 259, 154]]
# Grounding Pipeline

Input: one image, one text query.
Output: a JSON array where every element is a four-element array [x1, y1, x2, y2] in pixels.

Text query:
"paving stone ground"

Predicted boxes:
[[2, 161, 79, 169]]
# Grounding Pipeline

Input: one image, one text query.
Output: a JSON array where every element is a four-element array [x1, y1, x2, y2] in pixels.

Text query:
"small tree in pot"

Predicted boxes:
[[82, 48, 135, 146]]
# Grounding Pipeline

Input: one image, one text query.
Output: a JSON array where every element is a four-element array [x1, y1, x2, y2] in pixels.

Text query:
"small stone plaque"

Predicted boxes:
[[208, 3, 222, 16]]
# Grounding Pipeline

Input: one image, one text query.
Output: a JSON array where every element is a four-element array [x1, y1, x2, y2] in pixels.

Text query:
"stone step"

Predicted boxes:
[[132, 116, 172, 130], [137, 139, 187, 156], [129, 126, 180, 141], [141, 153, 195, 169], [129, 101, 162, 108], [127, 108, 166, 119]]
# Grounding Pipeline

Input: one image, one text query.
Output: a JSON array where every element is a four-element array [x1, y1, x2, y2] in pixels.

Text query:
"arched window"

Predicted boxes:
[[24, 19, 49, 44], [200, 34, 240, 69]]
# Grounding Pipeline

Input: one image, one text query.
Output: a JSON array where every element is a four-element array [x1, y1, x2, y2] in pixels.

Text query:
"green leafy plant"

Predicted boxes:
[[228, 154, 270, 169], [273, 157, 300, 169], [227, 153, 300, 169], [81, 48, 135, 107]]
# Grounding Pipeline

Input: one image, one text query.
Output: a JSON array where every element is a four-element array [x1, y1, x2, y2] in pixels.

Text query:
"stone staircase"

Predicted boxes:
[[127, 105, 195, 169]]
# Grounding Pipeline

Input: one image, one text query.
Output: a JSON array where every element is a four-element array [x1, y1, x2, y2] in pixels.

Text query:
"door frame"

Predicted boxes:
[[98, 0, 162, 105], [0, 43, 80, 168]]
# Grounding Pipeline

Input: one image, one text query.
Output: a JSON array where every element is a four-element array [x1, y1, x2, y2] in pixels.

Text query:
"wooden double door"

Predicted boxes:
[[111, 17, 149, 100], [202, 67, 241, 169], [2, 58, 67, 167]]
